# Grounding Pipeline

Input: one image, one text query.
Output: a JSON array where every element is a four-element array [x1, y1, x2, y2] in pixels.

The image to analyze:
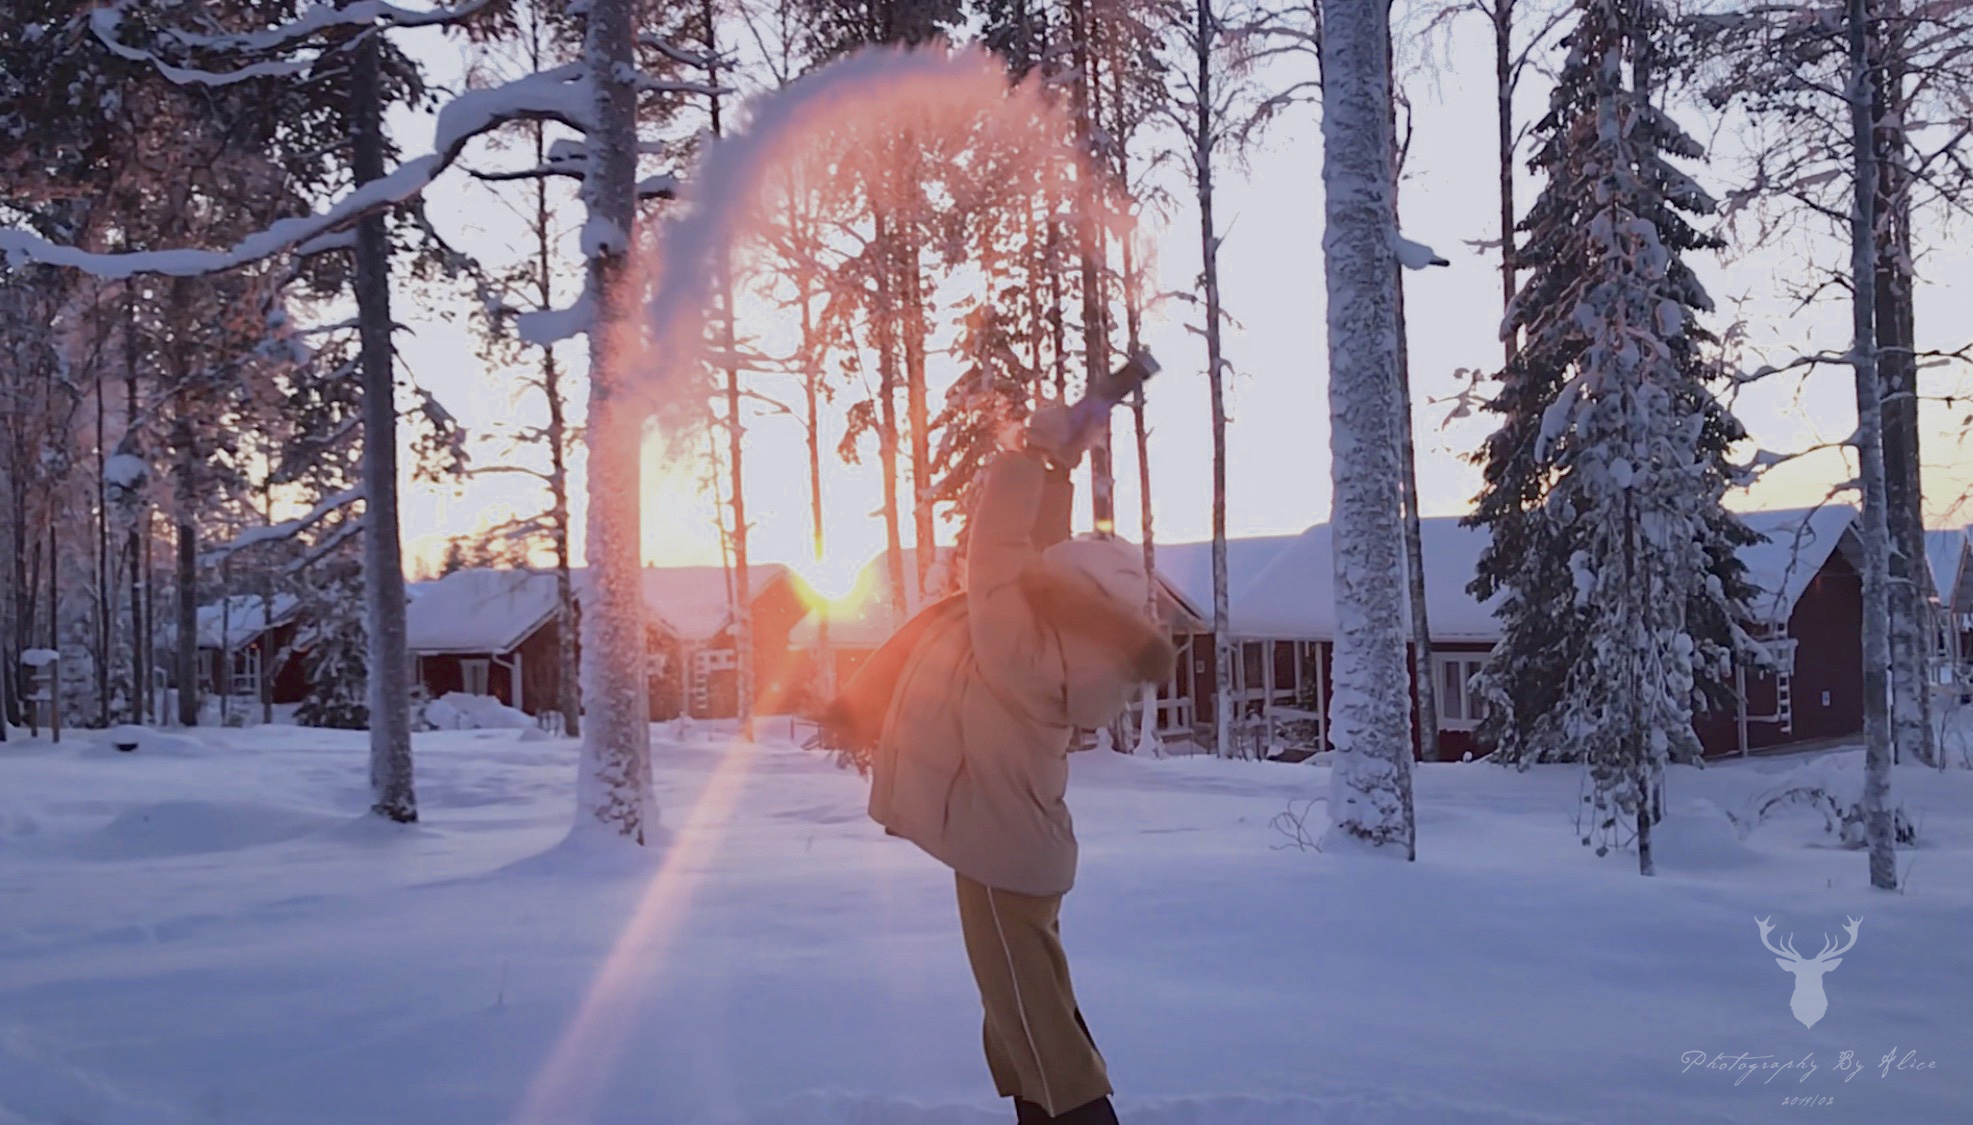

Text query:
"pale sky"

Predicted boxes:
[[389, 21, 1973, 592]]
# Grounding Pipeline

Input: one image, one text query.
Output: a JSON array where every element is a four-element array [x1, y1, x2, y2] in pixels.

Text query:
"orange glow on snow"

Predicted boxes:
[[511, 738, 757, 1125]]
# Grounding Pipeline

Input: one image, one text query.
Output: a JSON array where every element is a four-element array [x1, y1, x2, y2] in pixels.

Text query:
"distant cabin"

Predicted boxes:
[[404, 569, 570, 716], [193, 594, 306, 706], [638, 565, 814, 719], [1215, 506, 1878, 759], [402, 564, 814, 722], [1926, 527, 1972, 693], [787, 544, 1208, 731], [795, 508, 1905, 760]]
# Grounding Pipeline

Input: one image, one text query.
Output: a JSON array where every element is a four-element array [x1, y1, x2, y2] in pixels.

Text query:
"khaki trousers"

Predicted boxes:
[[954, 872, 1112, 1117]]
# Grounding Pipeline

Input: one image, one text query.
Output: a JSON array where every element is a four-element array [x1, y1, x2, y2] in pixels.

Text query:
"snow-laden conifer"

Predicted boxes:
[[1467, 0, 1756, 872]]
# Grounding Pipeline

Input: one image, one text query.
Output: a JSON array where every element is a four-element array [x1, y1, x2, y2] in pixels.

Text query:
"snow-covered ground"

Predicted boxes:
[[1, 723, 1968, 1124]]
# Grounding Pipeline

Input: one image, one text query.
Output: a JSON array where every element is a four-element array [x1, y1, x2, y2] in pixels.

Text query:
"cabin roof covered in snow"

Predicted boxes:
[[1925, 527, 1971, 608], [640, 564, 799, 642], [405, 564, 803, 654], [1734, 506, 1859, 626], [195, 594, 301, 651], [405, 569, 561, 655], [1227, 505, 1860, 642], [1228, 518, 1501, 642], [788, 543, 1207, 650], [1153, 536, 1303, 622]]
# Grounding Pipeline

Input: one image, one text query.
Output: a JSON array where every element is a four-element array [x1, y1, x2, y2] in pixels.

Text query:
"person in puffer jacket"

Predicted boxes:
[[866, 406, 1177, 1125]]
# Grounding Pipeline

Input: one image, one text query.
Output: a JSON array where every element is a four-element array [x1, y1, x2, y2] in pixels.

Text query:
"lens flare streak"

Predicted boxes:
[[512, 740, 758, 1124]]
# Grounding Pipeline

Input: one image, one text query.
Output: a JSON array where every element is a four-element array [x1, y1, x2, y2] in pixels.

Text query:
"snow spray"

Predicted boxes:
[[628, 45, 1134, 433]]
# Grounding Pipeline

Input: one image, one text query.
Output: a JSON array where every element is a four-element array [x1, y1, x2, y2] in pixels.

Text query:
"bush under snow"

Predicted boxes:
[[1728, 751, 1917, 847], [421, 693, 534, 731]]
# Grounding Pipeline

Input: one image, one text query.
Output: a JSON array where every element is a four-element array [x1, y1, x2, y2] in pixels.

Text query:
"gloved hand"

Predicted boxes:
[[1022, 400, 1096, 470]]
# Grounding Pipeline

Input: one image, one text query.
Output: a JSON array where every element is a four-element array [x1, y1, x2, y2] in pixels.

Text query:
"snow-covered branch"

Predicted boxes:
[[0, 65, 591, 279], [118, 0, 496, 59], [284, 513, 366, 574], [202, 486, 364, 565], [517, 296, 595, 346], [635, 34, 717, 70]]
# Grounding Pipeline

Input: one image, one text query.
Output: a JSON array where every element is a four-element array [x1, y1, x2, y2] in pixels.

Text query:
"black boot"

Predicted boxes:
[[1014, 1099, 1052, 1124], [1051, 1096, 1120, 1124]]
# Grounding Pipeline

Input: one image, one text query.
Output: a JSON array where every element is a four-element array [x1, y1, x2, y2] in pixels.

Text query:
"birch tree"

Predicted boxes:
[[573, 0, 654, 838], [463, 0, 586, 739], [1685, 0, 1973, 772], [1844, 0, 1900, 888], [1155, 0, 1296, 756], [1318, 0, 1416, 854]]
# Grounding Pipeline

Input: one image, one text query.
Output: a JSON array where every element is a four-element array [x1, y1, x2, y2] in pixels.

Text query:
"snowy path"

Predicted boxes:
[[2, 725, 1969, 1124]]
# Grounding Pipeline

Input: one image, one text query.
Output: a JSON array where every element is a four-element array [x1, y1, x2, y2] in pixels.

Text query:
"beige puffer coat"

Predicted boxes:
[[867, 452, 1176, 896]]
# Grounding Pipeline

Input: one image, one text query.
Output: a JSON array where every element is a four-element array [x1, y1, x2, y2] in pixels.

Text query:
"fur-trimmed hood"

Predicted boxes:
[[1016, 562, 1178, 696]]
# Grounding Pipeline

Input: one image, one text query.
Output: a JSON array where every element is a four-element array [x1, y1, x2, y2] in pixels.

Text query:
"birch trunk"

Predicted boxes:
[[1871, 17, 1933, 767], [903, 227, 935, 603], [873, 209, 908, 624], [1397, 284, 1439, 761], [1389, 39, 1439, 762], [1320, 0, 1416, 856], [801, 266, 833, 699], [1847, 0, 1898, 889], [95, 378, 111, 725], [1071, 0, 1114, 533], [1494, 0, 1518, 366], [125, 327, 146, 725], [352, 25, 417, 822], [1192, 0, 1236, 758], [703, 21, 755, 739], [1125, 216, 1161, 754], [576, 0, 653, 841], [172, 412, 198, 728], [532, 104, 581, 740]]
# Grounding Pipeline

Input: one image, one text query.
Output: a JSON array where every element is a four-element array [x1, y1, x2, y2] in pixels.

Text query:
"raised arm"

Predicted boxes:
[[966, 448, 1074, 719], [968, 451, 1048, 596]]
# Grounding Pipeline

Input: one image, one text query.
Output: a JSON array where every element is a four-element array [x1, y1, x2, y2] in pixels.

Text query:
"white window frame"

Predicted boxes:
[[461, 658, 491, 697], [228, 646, 262, 698], [1432, 654, 1490, 732]]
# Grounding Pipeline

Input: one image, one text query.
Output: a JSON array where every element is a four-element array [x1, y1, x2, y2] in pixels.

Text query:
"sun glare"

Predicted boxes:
[[790, 555, 868, 605]]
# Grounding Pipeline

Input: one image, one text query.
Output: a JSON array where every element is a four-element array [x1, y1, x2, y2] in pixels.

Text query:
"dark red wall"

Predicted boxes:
[[690, 577, 815, 719], [416, 651, 516, 708], [516, 618, 564, 715], [202, 621, 307, 706], [1201, 547, 1866, 763]]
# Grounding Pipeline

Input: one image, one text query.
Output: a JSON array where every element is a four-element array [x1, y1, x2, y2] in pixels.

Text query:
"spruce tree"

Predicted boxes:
[[1466, 0, 1755, 868]]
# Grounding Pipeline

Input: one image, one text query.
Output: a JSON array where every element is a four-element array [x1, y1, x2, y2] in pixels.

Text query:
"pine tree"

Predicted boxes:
[[933, 304, 1037, 565], [1468, 0, 1755, 872]]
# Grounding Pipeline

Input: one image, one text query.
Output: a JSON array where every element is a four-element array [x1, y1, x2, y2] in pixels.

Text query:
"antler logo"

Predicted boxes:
[[1756, 916, 1862, 1029]]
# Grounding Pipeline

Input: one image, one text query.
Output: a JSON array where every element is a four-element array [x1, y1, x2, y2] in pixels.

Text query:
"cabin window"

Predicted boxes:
[[462, 659, 491, 697], [228, 648, 261, 697], [1272, 641, 1298, 695], [1434, 655, 1490, 731]]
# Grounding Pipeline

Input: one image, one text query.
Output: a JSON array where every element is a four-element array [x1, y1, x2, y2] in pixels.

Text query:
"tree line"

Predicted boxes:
[[3, 0, 1967, 885]]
